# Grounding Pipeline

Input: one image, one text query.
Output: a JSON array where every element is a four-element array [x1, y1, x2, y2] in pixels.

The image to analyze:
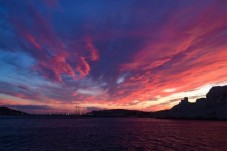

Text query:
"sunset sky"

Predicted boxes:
[[0, 0, 226, 113]]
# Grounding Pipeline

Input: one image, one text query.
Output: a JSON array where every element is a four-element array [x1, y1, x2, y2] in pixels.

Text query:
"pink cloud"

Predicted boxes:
[[76, 57, 91, 79], [10, 4, 100, 82], [85, 36, 100, 61], [113, 1, 227, 108], [2, 0, 226, 112]]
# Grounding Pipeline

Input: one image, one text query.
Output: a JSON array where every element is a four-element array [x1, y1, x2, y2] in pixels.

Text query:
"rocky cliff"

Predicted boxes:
[[153, 85, 227, 120]]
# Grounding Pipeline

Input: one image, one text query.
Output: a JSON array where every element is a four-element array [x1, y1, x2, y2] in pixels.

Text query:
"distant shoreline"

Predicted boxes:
[[1, 85, 227, 121]]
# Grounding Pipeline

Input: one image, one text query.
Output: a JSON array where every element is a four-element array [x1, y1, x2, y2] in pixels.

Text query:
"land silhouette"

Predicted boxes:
[[0, 106, 28, 116], [87, 85, 227, 120], [1, 85, 227, 120], [153, 85, 227, 120]]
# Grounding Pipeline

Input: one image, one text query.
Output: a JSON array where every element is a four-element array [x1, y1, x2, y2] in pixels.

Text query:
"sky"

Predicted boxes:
[[0, 0, 226, 113]]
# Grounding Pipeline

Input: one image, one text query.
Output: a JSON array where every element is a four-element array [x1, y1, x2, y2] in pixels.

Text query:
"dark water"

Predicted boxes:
[[0, 117, 227, 151]]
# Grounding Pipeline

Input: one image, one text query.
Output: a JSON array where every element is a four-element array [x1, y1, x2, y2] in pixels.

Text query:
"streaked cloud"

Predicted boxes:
[[0, 0, 226, 113]]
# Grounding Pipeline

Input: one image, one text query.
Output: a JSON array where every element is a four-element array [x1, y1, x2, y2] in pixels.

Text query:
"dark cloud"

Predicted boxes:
[[0, 81, 41, 100], [6, 105, 52, 114], [8, 105, 50, 110]]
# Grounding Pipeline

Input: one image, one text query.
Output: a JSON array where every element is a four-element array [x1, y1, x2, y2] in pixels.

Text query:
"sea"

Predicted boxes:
[[0, 117, 226, 151]]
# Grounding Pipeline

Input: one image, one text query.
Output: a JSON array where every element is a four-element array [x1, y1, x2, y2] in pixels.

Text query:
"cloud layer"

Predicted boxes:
[[0, 0, 226, 113]]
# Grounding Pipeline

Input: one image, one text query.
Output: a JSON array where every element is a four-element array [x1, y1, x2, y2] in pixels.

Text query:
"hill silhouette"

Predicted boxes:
[[1, 85, 226, 120], [87, 109, 151, 117], [153, 85, 227, 120], [88, 85, 227, 120], [0, 106, 28, 115]]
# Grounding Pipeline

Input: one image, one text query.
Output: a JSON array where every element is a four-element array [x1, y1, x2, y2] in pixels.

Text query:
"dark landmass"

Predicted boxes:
[[1, 85, 226, 120], [0, 106, 28, 116], [87, 109, 151, 117], [152, 85, 227, 120], [87, 85, 227, 120]]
